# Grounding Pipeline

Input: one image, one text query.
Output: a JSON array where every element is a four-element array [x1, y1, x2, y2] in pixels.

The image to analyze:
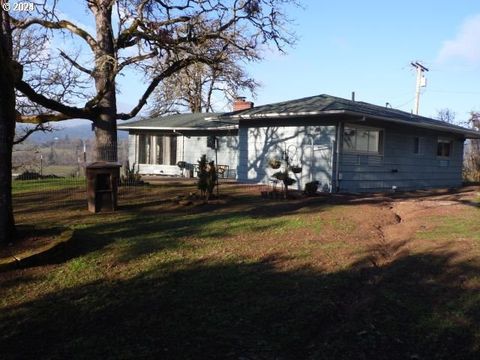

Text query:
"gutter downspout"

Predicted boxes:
[[134, 133, 138, 172], [334, 121, 343, 193]]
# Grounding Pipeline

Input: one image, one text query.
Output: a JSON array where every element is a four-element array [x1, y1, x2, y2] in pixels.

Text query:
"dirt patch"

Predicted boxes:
[[0, 227, 63, 259], [364, 188, 480, 267]]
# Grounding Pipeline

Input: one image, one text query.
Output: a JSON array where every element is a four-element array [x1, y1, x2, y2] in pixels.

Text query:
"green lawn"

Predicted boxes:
[[12, 177, 86, 194], [2, 182, 480, 359]]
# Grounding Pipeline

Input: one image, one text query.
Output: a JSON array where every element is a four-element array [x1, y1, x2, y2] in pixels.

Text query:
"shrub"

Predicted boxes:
[[121, 163, 143, 186], [197, 155, 217, 201], [15, 171, 42, 180], [304, 181, 320, 196], [15, 171, 63, 181]]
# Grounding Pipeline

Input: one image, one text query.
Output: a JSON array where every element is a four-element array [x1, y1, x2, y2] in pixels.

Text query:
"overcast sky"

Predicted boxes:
[[57, 0, 480, 126]]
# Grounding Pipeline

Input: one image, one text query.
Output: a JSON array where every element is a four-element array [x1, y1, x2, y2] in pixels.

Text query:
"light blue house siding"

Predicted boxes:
[[338, 122, 464, 192], [237, 118, 465, 193], [237, 120, 336, 191]]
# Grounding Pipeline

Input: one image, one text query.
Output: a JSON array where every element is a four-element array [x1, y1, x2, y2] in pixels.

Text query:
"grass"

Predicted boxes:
[[416, 207, 480, 242], [2, 181, 480, 359], [12, 177, 85, 194]]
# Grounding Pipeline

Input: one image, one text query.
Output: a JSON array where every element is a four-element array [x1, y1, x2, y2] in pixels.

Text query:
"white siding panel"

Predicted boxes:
[[239, 125, 335, 191], [131, 133, 239, 178]]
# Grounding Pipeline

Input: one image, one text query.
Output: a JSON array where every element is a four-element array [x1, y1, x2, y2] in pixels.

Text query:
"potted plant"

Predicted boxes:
[[290, 165, 302, 174], [268, 158, 281, 169], [266, 146, 302, 199]]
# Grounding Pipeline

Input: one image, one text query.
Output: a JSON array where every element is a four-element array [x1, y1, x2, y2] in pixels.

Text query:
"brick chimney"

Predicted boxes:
[[233, 97, 254, 112]]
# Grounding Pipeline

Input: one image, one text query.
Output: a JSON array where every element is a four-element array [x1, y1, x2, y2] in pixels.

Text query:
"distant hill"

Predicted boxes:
[[17, 123, 129, 144]]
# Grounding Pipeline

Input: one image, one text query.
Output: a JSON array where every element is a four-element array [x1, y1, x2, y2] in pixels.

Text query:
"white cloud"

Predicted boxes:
[[437, 14, 480, 65]]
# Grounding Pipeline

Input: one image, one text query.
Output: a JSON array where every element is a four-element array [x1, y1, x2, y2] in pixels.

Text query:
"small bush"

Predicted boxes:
[[121, 164, 143, 186], [15, 171, 62, 180], [197, 155, 217, 201], [304, 181, 320, 196], [15, 171, 42, 180]]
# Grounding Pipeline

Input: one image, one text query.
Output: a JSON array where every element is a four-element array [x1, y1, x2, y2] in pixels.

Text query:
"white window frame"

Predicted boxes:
[[436, 137, 453, 159], [342, 124, 384, 155], [137, 134, 177, 165]]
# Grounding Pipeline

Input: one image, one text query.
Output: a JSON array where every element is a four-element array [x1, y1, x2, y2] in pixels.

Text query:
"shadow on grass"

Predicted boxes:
[[42, 209, 297, 265], [13, 192, 86, 217], [1, 251, 480, 359]]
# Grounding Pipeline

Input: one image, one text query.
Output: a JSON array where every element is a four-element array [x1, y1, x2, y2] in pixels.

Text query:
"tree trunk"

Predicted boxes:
[[0, 23, 16, 245], [91, 1, 117, 162]]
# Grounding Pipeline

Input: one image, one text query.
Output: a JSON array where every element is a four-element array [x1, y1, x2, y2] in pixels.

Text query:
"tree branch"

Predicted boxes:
[[13, 123, 54, 144], [116, 16, 191, 49], [15, 80, 93, 119], [16, 112, 74, 124], [59, 50, 93, 75], [116, 50, 158, 73], [11, 17, 98, 51], [117, 57, 205, 120]]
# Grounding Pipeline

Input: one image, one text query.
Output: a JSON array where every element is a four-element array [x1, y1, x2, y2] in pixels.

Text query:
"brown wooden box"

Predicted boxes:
[[86, 162, 121, 213]]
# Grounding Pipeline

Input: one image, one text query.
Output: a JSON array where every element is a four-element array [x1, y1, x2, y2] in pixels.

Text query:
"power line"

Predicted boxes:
[[395, 97, 416, 110], [428, 90, 480, 95]]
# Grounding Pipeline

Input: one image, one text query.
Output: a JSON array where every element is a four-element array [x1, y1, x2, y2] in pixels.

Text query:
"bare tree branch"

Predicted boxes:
[[10, 17, 98, 51], [59, 50, 93, 75], [117, 57, 204, 120], [13, 122, 54, 144], [15, 79, 92, 119], [116, 50, 158, 73], [16, 111, 73, 124]]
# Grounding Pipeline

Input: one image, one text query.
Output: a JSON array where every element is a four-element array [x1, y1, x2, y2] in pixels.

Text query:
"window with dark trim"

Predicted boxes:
[[437, 138, 452, 158], [343, 125, 383, 154], [413, 136, 420, 154]]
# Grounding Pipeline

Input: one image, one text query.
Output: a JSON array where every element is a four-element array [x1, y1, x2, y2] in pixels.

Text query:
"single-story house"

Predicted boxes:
[[118, 112, 238, 177], [213, 94, 480, 193], [119, 94, 480, 193]]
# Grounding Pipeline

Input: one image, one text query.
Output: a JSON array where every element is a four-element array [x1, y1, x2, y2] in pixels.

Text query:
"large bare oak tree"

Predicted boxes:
[[11, 0, 296, 160], [1, 0, 296, 244]]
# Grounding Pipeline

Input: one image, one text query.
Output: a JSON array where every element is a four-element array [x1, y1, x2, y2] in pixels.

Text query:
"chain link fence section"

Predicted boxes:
[[11, 139, 145, 206]]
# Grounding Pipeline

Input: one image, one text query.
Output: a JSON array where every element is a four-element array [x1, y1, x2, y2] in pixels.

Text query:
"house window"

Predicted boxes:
[[138, 134, 151, 164], [413, 137, 421, 154], [437, 138, 452, 158], [343, 125, 383, 154], [155, 135, 177, 165], [138, 134, 177, 164]]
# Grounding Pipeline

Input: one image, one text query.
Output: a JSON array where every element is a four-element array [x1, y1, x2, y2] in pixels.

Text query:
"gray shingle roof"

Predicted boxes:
[[118, 112, 236, 131], [217, 94, 480, 138]]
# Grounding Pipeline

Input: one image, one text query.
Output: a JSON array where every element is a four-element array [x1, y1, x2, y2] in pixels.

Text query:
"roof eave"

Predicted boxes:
[[341, 111, 480, 139], [215, 109, 480, 139], [117, 125, 237, 131], [213, 109, 347, 121]]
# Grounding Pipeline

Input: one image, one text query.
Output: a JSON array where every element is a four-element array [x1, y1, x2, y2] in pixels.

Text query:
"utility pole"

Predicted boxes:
[[411, 61, 429, 115]]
